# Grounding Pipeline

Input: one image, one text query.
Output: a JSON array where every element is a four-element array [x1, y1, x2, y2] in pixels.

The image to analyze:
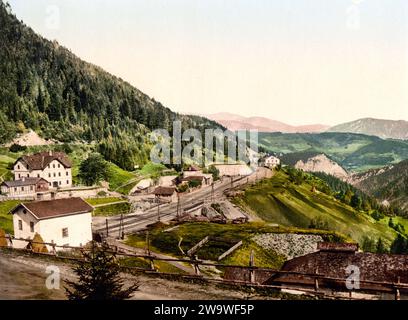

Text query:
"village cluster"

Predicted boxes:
[[0, 150, 281, 252]]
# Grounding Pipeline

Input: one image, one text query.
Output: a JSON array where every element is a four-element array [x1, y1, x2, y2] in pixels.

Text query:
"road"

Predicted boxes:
[[93, 167, 272, 236]]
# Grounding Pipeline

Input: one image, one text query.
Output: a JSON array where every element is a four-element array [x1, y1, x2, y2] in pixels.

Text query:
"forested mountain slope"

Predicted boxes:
[[0, 1, 222, 169]]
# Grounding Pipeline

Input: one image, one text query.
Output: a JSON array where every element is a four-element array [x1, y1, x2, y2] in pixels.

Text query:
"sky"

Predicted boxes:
[[7, 0, 408, 126]]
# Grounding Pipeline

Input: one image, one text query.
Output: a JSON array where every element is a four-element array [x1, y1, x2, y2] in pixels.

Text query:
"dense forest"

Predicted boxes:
[[0, 1, 223, 170], [356, 159, 408, 213], [311, 171, 406, 217]]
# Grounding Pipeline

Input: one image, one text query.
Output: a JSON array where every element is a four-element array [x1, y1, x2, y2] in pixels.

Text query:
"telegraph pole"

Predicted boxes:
[[177, 194, 180, 219], [157, 203, 161, 222]]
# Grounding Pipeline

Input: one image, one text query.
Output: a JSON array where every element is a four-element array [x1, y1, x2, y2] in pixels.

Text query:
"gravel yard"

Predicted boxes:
[[253, 233, 323, 260]]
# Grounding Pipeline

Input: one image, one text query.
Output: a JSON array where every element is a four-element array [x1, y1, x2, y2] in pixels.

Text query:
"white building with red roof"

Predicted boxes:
[[10, 198, 93, 249]]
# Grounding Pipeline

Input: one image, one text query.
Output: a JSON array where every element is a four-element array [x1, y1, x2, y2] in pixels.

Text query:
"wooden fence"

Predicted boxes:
[[1, 235, 407, 300]]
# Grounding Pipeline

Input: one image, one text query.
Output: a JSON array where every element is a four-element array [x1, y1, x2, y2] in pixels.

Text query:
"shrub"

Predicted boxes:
[[9, 143, 27, 153]]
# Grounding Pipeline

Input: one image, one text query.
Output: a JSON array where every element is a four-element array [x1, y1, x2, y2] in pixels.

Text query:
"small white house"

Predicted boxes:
[[10, 197, 93, 250], [1, 177, 49, 198], [264, 156, 280, 168]]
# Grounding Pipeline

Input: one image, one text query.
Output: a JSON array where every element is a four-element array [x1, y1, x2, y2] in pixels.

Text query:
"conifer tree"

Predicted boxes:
[[65, 242, 139, 300]]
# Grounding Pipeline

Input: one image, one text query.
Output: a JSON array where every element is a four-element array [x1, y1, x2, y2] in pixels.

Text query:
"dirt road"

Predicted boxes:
[[0, 250, 260, 300]]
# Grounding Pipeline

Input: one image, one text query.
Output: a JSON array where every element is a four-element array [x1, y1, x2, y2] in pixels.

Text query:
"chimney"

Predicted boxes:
[[49, 150, 53, 156]]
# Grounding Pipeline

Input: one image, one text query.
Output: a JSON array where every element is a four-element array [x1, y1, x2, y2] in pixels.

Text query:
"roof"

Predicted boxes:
[[269, 250, 408, 291], [182, 176, 205, 182], [136, 178, 153, 190], [1, 177, 48, 188], [317, 242, 359, 252], [11, 197, 93, 220], [15, 151, 72, 170], [153, 186, 176, 196]]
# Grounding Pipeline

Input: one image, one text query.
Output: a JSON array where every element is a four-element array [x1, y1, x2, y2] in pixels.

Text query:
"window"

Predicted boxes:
[[67, 180, 69, 185], [58, 164, 60, 168], [18, 220, 22, 231], [37, 174, 40, 178], [17, 165, 20, 169], [48, 173, 51, 178], [58, 172, 61, 177], [66, 172, 69, 176], [21, 187, 24, 192], [53, 173, 56, 177], [59, 181, 61, 185], [30, 186, 33, 191], [53, 164, 55, 168], [30, 222, 34, 233], [18, 174, 21, 178], [49, 183, 51, 187], [14, 188, 17, 192], [62, 228, 69, 238]]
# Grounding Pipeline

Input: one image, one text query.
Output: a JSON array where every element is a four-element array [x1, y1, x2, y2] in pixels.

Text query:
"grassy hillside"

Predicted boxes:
[[125, 222, 347, 269], [0, 200, 20, 234], [231, 169, 402, 246], [258, 132, 408, 172]]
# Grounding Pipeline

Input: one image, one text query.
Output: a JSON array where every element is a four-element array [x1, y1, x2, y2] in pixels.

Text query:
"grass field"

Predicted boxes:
[[125, 222, 347, 269], [0, 200, 20, 234], [92, 202, 131, 216], [232, 170, 401, 247], [85, 197, 124, 206]]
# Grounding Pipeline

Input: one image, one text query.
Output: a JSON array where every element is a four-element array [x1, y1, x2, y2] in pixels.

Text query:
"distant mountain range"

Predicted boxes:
[[206, 113, 408, 141], [327, 118, 408, 140], [258, 132, 408, 172], [205, 113, 329, 133]]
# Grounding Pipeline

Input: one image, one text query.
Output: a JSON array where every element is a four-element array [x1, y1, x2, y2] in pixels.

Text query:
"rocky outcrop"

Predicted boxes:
[[253, 233, 323, 260], [294, 154, 348, 180], [346, 165, 393, 186]]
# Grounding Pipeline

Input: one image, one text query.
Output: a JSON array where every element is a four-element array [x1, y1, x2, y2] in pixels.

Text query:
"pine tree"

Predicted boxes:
[[65, 242, 139, 300]]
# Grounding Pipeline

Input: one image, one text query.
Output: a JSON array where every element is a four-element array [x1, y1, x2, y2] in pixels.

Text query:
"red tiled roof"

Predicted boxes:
[[12, 198, 93, 220], [16, 151, 72, 170]]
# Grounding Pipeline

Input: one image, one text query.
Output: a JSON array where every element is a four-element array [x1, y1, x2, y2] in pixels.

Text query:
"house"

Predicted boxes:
[[263, 155, 280, 168], [1, 177, 49, 198], [224, 242, 408, 298], [268, 242, 408, 296], [10, 197, 93, 250], [153, 186, 178, 203], [13, 151, 72, 189]]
